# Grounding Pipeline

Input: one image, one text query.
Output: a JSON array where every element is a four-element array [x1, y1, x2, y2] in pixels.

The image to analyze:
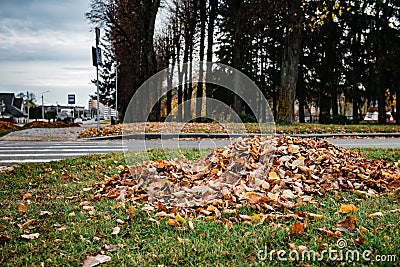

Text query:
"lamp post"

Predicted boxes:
[[41, 90, 50, 120], [115, 61, 119, 121]]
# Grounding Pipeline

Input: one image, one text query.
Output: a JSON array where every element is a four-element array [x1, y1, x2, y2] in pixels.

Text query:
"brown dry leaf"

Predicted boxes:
[[288, 144, 300, 154], [39, 211, 52, 216], [0, 234, 11, 243], [21, 219, 36, 228], [18, 203, 28, 212], [336, 216, 357, 232], [368, 212, 383, 218], [103, 244, 124, 252], [82, 254, 112, 267], [127, 206, 135, 214], [339, 204, 358, 214], [290, 223, 304, 235], [267, 192, 280, 201], [239, 214, 252, 221], [21, 233, 39, 240], [354, 235, 366, 246], [111, 226, 120, 235], [317, 227, 342, 238], [22, 192, 32, 200]]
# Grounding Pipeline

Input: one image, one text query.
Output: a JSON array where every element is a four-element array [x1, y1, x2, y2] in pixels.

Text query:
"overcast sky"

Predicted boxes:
[[0, 0, 96, 107]]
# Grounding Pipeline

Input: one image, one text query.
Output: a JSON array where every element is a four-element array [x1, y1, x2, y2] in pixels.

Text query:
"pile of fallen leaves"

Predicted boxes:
[[0, 121, 19, 130], [23, 121, 80, 128], [96, 136, 399, 220], [79, 124, 123, 138]]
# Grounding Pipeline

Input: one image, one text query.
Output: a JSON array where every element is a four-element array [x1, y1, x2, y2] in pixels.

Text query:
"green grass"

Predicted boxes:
[[0, 149, 399, 266]]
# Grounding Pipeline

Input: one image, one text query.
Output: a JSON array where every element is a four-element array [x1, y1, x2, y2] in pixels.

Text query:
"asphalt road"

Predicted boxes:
[[0, 137, 399, 166]]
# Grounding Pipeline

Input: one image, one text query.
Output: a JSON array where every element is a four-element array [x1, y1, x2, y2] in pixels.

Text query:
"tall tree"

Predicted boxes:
[[277, 0, 302, 124]]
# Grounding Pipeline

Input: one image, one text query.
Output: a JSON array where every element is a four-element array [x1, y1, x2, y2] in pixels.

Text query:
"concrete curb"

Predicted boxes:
[[81, 132, 400, 141]]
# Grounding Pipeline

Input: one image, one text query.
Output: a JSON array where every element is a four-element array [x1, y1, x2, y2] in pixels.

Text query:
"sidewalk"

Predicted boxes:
[[82, 132, 400, 141], [0, 127, 86, 141]]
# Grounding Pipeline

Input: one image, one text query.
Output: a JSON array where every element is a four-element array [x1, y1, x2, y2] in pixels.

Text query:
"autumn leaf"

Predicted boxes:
[[354, 235, 366, 246], [268, 171, 279, 180], [83, 254, 112, 267], [339, 204, 358, 214], [167, 219, 179, 227], [368, 212, 383, 218], [336, 216, 357, 232], [175, 214, 186, 224], [317, 227, 342, 238], [18, 203, 28, 212], [21, 233, 39, 240], [359, 226, 368, 233], [22, 192, 32, 200], [290, 223, 304, 235], [307, 213, 324, 220], [111, 226, 120, 235], [188, 220, 194, 230]]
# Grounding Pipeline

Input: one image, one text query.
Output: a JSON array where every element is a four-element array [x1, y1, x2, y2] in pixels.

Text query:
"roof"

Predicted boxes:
[[0, 93, 28, 118]]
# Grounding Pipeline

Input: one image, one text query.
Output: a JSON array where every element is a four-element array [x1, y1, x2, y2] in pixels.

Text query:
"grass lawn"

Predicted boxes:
[[79, 122, 400, 138], [0, 148, 399, 266]]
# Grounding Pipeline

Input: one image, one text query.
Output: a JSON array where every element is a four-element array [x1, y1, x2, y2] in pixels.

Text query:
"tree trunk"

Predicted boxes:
[[196, 0, 206, 119], [206, 0, 217, 118], [277, 0, 302, 124]]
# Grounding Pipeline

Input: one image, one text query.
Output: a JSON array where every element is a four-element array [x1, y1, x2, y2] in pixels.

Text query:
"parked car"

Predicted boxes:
[[56, 111, 73, 122]]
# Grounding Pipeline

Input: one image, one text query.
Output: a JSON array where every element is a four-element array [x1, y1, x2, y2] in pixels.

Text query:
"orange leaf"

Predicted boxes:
[[167, 219, 179, 227], [339, 204, 358, 214], [290, 223, 304, 235], [22, 192, 32, 200], [18, 203, 28, 212], [157, 160, 164, 169]]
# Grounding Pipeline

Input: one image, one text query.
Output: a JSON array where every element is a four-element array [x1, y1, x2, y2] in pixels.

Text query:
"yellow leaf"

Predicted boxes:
[[175, 214, 186, 224], [339, 204, 358, 214], [251, 213, 262, 222], [359, 226, 368, 233], [308, 213, 324, 219], [268, 171, 279, 180]]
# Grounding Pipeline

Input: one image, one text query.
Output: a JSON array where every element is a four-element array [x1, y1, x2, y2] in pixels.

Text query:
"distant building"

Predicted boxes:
[[88, 99, 116, 119], [0, 93, 28, 123]]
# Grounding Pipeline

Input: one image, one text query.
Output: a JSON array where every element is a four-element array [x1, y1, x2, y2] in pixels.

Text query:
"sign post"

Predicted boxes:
[[93, 27, 102, 131]]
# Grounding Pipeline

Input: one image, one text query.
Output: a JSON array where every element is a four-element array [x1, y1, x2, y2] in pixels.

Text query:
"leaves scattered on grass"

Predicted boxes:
[[78, 122, 400, 138]]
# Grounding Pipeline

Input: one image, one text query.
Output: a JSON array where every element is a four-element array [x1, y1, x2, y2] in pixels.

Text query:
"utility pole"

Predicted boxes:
[[41, 90, 50, 120], [115, 61, 119, 121], [95, 27, 101, 131]]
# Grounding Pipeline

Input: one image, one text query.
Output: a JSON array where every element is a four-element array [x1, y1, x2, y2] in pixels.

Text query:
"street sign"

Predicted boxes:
[[68, 94, 75, 105], [96, 47, 103, 67], [95, 27, 100, 46], [92, 47, 97, 67]]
